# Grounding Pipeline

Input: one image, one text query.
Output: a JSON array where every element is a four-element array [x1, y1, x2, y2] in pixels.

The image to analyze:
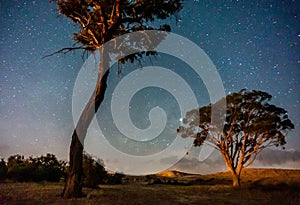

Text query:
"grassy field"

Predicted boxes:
[[0, 168, 299, 205]]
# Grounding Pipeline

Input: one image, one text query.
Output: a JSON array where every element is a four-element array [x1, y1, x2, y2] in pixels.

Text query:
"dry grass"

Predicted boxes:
[[0, 168, 299, 205]]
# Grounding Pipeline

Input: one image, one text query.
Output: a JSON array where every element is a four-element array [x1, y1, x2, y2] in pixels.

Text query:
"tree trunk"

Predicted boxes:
[[231, 171, 241, 187], [62, 131, 83, 197], [221, 151, 243, 187], [62, 48, 110, 198]]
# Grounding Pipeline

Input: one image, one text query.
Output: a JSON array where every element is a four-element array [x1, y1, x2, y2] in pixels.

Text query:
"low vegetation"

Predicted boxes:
[[0, 168, 299, 204], [1, 153, 299, 204], [0, 153, 124, 187], [2, 154, 65, 182]]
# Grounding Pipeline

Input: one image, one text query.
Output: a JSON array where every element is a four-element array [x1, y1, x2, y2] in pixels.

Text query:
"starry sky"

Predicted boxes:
[[1, 1, 300, 171]]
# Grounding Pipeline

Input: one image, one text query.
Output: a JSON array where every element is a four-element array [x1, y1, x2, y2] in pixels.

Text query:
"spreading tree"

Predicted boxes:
[[178, 89, 294, 186], [50, 0, 183, 198]]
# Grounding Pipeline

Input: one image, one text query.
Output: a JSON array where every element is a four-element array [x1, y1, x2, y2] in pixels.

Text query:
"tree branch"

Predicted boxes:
[[42, 46, 85, 59], [243, 148, 264, 167], [204, 138, 221, 151]]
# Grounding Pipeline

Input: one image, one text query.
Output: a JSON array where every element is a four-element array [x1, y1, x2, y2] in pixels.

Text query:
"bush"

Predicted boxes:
[[6, 154, 65, 182], [34, 154, 65, 182], [106, 173, 125, 185], [0, 159, 7, 181], [4, 153, 112, 185], [82, 153, 108, 188]]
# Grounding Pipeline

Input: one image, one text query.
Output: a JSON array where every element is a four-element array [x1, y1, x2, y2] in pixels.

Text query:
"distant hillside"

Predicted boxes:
[[171, 148, 300, 174], [201, 168, 300, 186], [155, 170, 192, 178], [123, 168, 300, 186]]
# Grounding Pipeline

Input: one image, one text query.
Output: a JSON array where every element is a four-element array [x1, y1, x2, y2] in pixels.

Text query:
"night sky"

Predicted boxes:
[[1, 1, 299, 172]]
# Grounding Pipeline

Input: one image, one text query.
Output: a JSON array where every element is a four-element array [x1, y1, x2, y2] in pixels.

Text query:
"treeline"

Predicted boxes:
[[0, 153, 124, 188], [0, 153, 65, 182]]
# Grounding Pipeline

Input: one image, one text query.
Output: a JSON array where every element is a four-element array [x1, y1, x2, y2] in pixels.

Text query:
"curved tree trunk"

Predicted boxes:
[[62, 131, 83, 198], [62, 48, 110, 198]]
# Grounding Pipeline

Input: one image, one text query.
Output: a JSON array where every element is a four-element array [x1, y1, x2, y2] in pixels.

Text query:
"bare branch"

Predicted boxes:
[[203, 139, 220, 151], [42, 46, 85, 59], [87, 29, 100, 45], [243, 148, 264, 167], [69, 14, 85, 27]]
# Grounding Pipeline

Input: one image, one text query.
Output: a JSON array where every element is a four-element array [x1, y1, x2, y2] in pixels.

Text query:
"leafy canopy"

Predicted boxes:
[[51, 0, 183, 63], [178, 89, 294, 167]]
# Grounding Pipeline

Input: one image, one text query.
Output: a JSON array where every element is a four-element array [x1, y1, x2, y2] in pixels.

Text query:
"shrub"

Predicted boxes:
[[82, 153, 108, 188], [6, 154, 65, 182], [0, 159, 7, 181], [106, 173, 125, 185]]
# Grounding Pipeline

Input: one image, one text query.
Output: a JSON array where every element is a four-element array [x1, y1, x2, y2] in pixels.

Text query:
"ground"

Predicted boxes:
[[0, 168, 299, 205]]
